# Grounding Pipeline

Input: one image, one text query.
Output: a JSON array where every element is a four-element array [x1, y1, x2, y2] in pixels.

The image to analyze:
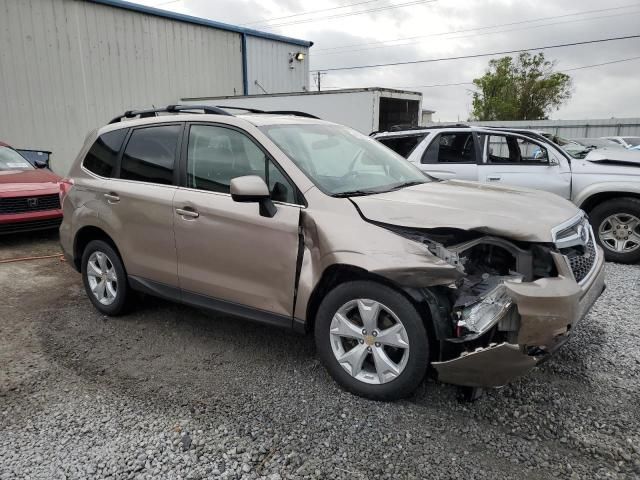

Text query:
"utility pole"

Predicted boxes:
[[313, 71, 326, 92]]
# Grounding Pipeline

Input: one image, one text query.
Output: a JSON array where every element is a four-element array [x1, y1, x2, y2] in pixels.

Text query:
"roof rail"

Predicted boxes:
[[371, 123, 471, 135], [217, 106, 320, 119], [108, 104, 232, 124], [216, 105, 265, 114]]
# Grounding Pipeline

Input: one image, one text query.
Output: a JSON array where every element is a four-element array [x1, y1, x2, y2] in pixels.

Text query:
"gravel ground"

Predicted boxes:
[[1, 233, 639, 480]]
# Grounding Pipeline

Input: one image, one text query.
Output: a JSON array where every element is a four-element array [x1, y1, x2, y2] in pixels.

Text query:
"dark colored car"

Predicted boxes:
[[0, 141, 63, 234]]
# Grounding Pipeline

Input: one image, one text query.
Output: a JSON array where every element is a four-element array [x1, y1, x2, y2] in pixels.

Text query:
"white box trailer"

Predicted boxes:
[[181, 88, 423, 135]]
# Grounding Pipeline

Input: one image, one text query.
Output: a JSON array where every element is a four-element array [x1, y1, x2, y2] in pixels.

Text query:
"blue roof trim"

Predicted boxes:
[[87, 0, 313, 47]]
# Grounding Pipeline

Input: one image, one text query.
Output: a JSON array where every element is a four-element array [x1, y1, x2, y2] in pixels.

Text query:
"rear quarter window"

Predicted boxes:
[[83, 129, 127, 177]]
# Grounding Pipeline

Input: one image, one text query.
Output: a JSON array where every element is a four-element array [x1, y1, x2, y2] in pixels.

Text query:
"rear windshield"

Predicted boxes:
[[623, 137, 640, 147], [377, 134, 426, 158], [0, 146, 33, 171]]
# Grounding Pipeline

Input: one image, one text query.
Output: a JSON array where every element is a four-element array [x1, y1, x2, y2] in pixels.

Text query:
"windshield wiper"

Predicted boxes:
[[385, 180, 426, 192], [332, 189, 380, 198]]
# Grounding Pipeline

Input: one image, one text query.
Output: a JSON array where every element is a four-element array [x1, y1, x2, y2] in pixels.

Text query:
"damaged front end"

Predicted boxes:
[[388, 216, 605, 388]]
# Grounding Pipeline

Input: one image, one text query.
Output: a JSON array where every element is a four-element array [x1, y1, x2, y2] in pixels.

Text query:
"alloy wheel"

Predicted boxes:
[[598, 213, 640, 253], [329, 299, 410, 385], [86, 251, 118, 305]]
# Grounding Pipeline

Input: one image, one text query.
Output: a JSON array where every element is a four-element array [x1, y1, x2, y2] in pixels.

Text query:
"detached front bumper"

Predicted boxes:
[[433, 247, 606, 387]]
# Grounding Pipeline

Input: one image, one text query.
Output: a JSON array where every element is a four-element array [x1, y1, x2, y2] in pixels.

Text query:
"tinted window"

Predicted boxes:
[[422, 133, 475, 164], [120, 125, 180, 185], [83, 129, 127, 177], [187, 125, 298, 203], [378, 134, 425, 158]]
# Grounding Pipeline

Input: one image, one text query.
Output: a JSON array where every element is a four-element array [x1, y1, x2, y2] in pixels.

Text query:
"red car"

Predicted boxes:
[[0, 141, 63, 234]]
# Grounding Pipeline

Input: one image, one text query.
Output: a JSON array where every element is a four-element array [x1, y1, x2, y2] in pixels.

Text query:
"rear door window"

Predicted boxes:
[[83, 129, 127, 177], [377, 134, 426, 158], [120, 125, 181, 185], [422, 132, 476, 164]]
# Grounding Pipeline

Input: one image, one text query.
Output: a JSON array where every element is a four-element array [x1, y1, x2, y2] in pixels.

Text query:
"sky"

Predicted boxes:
[[134, 0, 640, 121]]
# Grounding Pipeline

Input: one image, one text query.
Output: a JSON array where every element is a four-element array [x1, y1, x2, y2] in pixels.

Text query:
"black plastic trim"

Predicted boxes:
[[128, 275, 295, 330]]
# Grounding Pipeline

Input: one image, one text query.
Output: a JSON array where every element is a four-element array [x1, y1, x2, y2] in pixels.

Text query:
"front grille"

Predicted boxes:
[[0, 217, 62, 235], [0, 194, 61, 214], [566, 235, 597, 283]]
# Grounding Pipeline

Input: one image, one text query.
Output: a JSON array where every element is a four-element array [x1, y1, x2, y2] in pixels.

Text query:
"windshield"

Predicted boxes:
[[623, 137, 640, 148], [0, 146, 33, 171], [259, 123, 429, 196]]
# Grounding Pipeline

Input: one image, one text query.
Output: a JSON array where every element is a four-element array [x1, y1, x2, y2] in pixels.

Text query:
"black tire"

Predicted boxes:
[[81, 239, 130, 316], [589, 197, 640, 264], [314, 281, 429, 401]]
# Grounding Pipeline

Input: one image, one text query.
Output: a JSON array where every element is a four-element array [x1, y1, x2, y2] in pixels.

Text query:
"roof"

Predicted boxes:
[[99, 112, 334, 136], [87, 0, 313, 47], [373, 125, 516, 137], [183, 87, 422, 102]]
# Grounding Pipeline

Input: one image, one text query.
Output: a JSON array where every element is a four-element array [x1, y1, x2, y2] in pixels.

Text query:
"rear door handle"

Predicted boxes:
[[487, 175, 502, 181], [176, 207, 199, 219], [104, 192, 120, 203]]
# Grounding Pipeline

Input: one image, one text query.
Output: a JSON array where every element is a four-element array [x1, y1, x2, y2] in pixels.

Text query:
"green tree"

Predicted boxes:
[[471, 52, 572, 121]]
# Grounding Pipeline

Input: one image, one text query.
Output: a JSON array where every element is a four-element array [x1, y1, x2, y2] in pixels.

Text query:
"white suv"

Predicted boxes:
[[373, 126, 640, 263]]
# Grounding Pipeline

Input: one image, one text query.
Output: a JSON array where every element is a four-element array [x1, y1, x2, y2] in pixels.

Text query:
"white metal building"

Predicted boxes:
[[0, 0, 312, 174]]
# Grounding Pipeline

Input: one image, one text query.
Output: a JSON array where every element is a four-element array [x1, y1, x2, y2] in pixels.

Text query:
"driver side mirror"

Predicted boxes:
[[230, 175, 277, 218], [34, 160, 48, 169]]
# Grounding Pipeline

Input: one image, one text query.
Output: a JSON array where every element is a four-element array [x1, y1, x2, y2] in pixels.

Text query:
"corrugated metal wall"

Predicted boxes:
[[462, 118, 640, 138], [245, 36, 309, 95], [0, 0, 244, 174]]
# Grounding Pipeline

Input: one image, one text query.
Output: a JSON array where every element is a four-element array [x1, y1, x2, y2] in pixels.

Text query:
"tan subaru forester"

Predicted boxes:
[[59, 105, 605, 400]]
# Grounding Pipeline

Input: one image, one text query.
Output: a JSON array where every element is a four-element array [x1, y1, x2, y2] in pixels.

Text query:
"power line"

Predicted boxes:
[[241, 0, 382, 26], [319, 55, 640, 90], [560, 55, 640, 72], [314, 4, 640, 53], [310, 34, 640, 72], [314, 9, 640, 57], [259, 0, 438, 29]]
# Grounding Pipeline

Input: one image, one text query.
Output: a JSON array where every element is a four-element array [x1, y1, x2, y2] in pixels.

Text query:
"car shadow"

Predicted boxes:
[[0, 229, 60, 259]]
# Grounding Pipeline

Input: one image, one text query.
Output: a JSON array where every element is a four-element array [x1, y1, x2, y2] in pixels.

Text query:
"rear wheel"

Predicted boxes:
[[314, 281, 429, 401], [81, 240, 130, 315], [590, 198, 640, 264]]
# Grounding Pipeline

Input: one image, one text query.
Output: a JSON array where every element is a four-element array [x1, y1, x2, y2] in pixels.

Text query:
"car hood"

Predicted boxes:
[[350, 180, 579, 243], [0, 169, 61, 194], [585, 148, 640, 165]]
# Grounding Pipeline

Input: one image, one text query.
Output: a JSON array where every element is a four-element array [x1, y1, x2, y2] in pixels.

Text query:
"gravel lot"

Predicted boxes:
[[1, 232, 639, 480]]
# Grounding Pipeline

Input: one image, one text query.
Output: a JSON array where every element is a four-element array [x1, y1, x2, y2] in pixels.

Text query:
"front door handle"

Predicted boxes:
[[104, 192, 120, 203], [487, 175, 502, 181], [176, 207, 199, 219]]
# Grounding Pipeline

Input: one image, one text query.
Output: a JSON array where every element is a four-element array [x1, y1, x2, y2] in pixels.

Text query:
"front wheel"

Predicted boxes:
[[590, 198, 640, 264], [314, 281, 429, 401]]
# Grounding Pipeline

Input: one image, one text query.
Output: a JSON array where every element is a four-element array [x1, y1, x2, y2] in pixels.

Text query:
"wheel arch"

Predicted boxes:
[[304, 263, 443, 358], [73, 225, 122, 271], [577, 189, 640, 213]]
